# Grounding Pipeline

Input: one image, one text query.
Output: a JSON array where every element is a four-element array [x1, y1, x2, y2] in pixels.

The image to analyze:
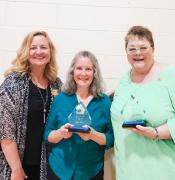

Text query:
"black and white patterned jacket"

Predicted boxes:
[[0, 72, 62, 180]]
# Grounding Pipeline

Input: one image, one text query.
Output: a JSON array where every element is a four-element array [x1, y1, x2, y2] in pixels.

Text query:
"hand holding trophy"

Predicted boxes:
[[68, 102, 91, 133]]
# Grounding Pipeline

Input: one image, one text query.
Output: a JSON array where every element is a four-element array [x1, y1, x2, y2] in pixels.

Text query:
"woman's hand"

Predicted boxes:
[[127, 123, 172, 140], [11, 167, 27, 180], [127, 125, 157, 139], [48, 123, 73, 143], [76, 126, 94, 141], [58, 123, 73, 139]]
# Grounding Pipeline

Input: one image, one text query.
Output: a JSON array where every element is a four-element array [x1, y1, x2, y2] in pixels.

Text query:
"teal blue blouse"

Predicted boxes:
[[44, 92, 114, 180]]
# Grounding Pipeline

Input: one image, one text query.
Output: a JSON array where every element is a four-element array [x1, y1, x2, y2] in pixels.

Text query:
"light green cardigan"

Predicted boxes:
[[111, 65, 175, 180]]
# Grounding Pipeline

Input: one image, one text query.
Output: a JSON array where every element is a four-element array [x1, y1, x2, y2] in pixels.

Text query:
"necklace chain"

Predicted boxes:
[[35, 84, 48, 123]]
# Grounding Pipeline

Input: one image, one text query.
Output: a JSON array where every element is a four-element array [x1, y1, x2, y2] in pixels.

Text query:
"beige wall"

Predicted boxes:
[[1, 0, 175, 179]]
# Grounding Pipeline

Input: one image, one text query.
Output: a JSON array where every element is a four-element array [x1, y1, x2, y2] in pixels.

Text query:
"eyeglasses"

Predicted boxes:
[[126, 46, 150, 55]]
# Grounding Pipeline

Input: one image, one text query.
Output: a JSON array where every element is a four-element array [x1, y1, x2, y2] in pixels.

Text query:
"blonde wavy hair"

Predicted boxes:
[[4, 31, 58, 82], [62, 50, 105, 98]]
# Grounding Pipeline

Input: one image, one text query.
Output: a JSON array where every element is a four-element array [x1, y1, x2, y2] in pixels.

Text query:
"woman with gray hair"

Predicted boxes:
[[44, 50, 114, 180]]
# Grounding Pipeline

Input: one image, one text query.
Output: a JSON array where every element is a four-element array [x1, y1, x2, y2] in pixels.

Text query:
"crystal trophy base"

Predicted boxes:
[[122, 120, 146, 128], [68, 125, 91, 133]]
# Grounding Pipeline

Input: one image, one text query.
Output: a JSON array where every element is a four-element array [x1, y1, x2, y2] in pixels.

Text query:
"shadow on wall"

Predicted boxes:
[[109, 91, 114, 101], [104, 148, 116, 180]]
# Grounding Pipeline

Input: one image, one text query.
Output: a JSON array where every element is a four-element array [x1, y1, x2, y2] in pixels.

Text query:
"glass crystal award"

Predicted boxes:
[[68, 102, 91, 133], [121, 95, 147, 128]]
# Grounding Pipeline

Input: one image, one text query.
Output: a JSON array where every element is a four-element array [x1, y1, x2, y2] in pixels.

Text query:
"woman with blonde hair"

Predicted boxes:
[[0, 31, 62, 180]]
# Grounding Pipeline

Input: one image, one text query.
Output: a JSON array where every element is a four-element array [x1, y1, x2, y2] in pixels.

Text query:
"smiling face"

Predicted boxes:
[[126, 35, 154, 74], [73, 57, 94, 91], [28, 35, 50, 68]]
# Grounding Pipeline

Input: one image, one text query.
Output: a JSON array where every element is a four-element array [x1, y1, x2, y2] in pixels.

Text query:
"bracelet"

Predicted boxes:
[[154, 128, 159, 140]]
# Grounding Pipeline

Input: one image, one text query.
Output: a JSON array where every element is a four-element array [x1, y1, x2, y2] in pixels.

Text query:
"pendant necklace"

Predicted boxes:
[[35, 84, 48, 123]]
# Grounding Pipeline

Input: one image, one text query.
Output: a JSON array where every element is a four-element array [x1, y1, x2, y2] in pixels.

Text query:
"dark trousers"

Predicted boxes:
[[47, 163, 60, 180], [47, 164, 104, 180], [23, 164, 40, 180], [91, 170, 104, 180]]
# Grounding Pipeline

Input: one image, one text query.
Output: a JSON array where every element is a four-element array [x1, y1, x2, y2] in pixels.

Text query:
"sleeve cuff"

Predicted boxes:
[[105, 133, 114, 149], [0, 134, 16, 142], [43, 130, 51, 142]]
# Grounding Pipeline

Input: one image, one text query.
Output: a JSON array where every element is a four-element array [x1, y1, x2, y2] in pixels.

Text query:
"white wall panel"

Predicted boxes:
[[4, 2, 58, 28], [50, 30, 125, 55], [0, 50, 15, 80], [55, 5, 175, 32], [0, 1, 6, 26], [5, 0, 175, 9]]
